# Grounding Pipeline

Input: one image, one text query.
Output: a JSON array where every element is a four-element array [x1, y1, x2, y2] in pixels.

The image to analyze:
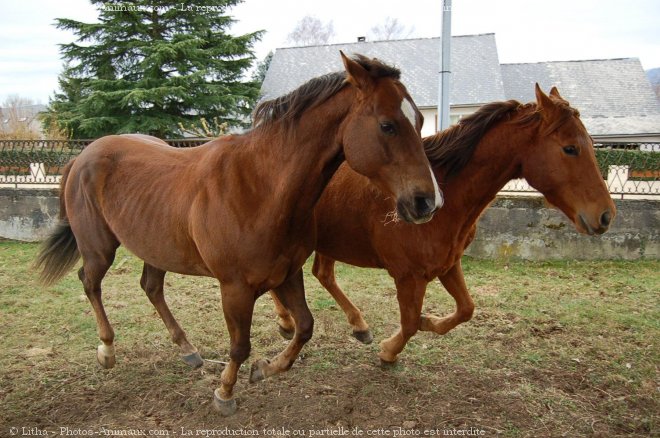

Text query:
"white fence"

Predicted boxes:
[[0, 163, 61, 189], [491, 165, 658, 200]]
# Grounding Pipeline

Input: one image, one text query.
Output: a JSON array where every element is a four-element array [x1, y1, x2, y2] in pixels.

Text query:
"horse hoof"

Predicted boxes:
[[213, 389, 237, 416], [379, 358, 399, 369], [278, 325, 294, 340], [249, 359, 270, 383], [378, 350, 398, 368], [352, 330, 374, 344], [182, 352, 204, 369], [97, 344, 116, 369]]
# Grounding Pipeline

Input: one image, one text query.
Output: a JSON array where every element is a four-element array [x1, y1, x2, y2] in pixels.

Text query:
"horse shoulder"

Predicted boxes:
[[315, 166, 384, 267]]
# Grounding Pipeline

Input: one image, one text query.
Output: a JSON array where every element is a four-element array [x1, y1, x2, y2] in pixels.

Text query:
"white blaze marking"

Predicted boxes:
[[401, 97, 442, 210], [401, 97, 417, 128], [429, 164, 443, 209]]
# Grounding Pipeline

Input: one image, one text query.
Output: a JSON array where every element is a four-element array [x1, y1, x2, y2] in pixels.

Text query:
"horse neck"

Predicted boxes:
[[248, 89, 352, 223], [440, 117, 537, 225]]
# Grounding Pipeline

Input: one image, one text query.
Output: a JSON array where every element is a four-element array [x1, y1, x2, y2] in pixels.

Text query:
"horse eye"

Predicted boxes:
[[563, 145, 578, 156], [380, 122, 396, 136]]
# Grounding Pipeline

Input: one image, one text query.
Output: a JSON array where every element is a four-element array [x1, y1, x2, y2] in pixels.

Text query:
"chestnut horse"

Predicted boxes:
[[35, 53, 442, 415], [271, 85, 616, 364]]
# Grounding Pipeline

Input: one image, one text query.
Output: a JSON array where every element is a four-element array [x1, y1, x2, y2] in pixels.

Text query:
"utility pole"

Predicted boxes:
[[437, 0, 452, 131]]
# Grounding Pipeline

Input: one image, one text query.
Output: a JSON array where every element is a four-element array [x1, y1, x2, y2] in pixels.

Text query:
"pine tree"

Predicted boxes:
[[252, 51, 273, 84], [44, 0, 263, 138]]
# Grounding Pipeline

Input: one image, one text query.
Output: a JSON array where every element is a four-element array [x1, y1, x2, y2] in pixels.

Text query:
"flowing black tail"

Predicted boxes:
[[35, 221, 80, 285], [35, 160, 80, 285]]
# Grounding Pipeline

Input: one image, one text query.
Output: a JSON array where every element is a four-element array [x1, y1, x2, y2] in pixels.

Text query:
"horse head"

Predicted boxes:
[[521, 84, 616, 235], [339, 52, 442, 224]]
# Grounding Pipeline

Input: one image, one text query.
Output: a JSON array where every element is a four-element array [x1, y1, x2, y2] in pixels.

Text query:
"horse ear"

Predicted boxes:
[[549, 86, 562, 98], [340, 51, 373, 93], [535, 83, 555, 111]]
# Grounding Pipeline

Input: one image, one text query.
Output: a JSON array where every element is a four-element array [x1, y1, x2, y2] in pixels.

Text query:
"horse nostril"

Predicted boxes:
[[600, 210, 612, 227], [414, 195, 436, 217]]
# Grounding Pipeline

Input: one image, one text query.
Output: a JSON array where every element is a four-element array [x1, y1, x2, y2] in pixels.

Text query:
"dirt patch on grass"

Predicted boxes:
[[1, 245, 657, 437], [2, 329, 656, 437]]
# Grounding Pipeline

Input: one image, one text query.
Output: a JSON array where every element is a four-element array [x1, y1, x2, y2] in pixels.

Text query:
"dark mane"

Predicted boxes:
[[252, 54, 400, 128], [424, 98, 579, 178], [424, 100, 524, 177]]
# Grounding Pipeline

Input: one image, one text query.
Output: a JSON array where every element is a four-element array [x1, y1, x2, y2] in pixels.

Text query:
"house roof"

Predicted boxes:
[[501, 58, 660, 137], [261, 36, 660, 138], [261, 34, 505, 107], [501, 58, 660, 118], [580, 115, 660, 137]]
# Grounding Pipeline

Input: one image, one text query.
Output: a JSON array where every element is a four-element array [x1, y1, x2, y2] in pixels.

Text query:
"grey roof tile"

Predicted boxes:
[[582, 115, 660, 136], [261, 34, 505, 107], [261, 37, 660, 137], [501, 59, 660, 118]]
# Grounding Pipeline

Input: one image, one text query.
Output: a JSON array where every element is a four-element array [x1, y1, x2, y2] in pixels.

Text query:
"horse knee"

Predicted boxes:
[[230, 341, 251, 364], [312, 266, 329, 285], [140, 270, 163, 300], [457, 302, 474, 323], [297, 316, 314, 343], [139, 271, 148, 292], [312, 259, 334, 287], [401, 324, 419, 340]]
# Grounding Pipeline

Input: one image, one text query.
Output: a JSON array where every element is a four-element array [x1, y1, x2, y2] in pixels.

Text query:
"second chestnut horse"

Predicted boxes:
[[272, 85, 616, 363]]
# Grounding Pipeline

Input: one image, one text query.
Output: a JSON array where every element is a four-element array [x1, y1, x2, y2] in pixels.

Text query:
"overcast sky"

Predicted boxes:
[[1, 0, 659, 105]]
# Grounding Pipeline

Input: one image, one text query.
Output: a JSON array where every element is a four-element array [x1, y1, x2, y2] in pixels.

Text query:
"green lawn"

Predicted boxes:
[[0, 241, 657, 436]]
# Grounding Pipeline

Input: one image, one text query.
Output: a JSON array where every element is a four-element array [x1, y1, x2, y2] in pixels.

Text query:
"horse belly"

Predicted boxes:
[[316, 223, 382, 268], [118, 232, 211, 277]]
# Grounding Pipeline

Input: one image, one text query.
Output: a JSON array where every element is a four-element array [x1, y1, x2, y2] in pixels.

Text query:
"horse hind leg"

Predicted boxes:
[[140, 263, 203, 368], [312, 253, 372, 344], [270, 291, 295, 340], [77, 248, 119, 369]]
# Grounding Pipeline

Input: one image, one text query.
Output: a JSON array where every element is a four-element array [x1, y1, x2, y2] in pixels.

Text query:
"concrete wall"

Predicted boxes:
[[0, 189, 60, 242], [1, 189, 658, 260], [465, 197, 659, 260]]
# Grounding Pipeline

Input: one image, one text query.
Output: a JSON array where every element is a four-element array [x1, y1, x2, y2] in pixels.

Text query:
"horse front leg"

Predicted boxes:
[[378, 274, 427, 364], [312, 253, 372, 344], [250, 269, 314, 382], [213, 281, 257, 416], [420, 260, 475, 335]]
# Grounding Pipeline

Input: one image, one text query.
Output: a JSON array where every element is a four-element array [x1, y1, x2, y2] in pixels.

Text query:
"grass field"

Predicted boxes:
[[0, 241, 658, 437]]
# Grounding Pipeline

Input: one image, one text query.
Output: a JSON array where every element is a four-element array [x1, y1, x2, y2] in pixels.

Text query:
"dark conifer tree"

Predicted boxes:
[[44, 0, 263, 138]]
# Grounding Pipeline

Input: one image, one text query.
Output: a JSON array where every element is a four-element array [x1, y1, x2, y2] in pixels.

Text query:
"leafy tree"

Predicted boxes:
[[44, 0, 263, 138], [369, 17, 415, 41], [287, 16, 335, 46], [0, 95, 43, 140]]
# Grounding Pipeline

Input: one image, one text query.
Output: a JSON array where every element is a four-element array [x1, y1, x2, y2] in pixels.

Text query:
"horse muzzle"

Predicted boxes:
[[396, 191, 443, 224], [577, 209, 614, 236]]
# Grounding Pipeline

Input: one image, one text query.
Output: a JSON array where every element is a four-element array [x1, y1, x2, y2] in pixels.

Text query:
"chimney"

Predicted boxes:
[[357, 36, 366, 42]]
